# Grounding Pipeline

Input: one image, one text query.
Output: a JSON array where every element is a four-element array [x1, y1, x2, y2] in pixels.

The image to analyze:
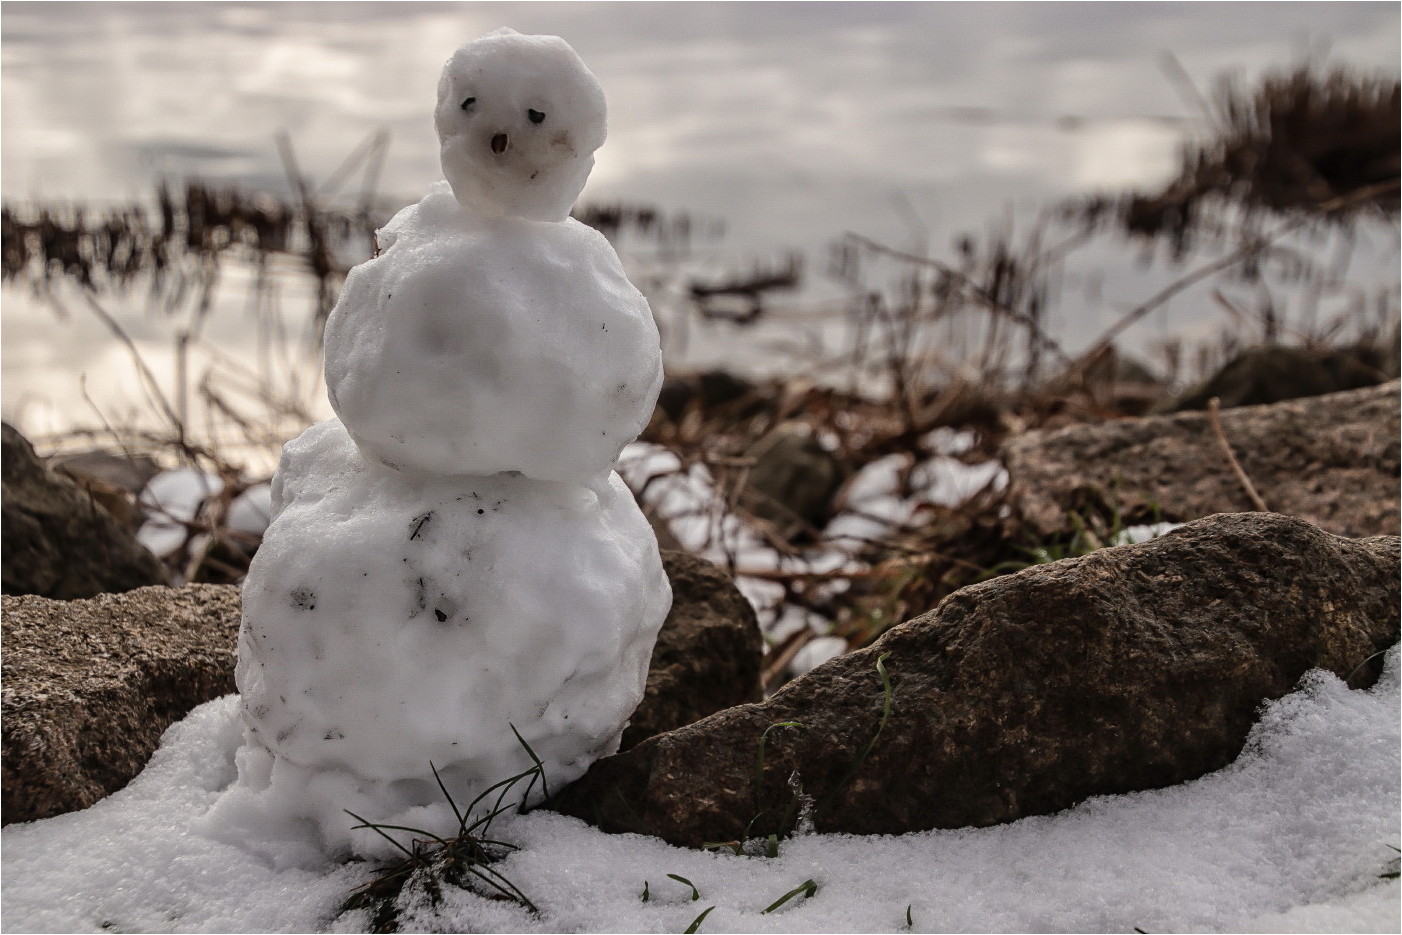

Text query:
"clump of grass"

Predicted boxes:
[[337, 731, 547, 933], [1121, 62, 1399, 252]]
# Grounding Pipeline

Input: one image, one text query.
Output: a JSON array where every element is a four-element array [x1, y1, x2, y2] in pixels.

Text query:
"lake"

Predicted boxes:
[[3, 1, 1398, 451]]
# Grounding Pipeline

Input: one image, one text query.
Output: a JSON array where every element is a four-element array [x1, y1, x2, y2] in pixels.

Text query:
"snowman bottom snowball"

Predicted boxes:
[[203, 418, 671, 865]]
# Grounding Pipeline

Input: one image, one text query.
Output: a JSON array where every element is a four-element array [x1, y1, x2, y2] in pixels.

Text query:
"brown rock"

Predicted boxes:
[[548, 513, 1399, 847], [622, 551, 763, 750], [50, 448, 163, 530], [2, 583, 241, 824], [1002, 381, 1400, 540], [2, 423, 170, 599]]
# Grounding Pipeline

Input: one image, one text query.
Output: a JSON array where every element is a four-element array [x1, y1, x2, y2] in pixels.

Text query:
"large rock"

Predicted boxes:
[[621, 551, 763, 750], [2, 423, 169, 598], [0, 552, 757, 824], [1002, 381, 1399, 539], [548, 513, 1399, 847], [2, 584, 241, 824]]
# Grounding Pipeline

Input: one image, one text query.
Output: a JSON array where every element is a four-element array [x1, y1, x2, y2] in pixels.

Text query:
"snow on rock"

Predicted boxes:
[[435, 28, 607, 223], [204, 420, 668, 865], [3, 649, 1396, 933], [324, 180, 662, 489], [137, 468, 224, 557]]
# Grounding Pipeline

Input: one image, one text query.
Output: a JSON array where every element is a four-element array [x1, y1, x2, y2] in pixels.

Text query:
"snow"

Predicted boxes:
[[617, 438, 1008, 668], [1111, 521, 1185, 546], [136, 468, 225, 557], [4, 648, 1396, 933], [324, 27, 656, 490], [323, 181, 662, 491], [225, 482, 273, 538], [789, 636, 849, 676], [210, 29, 670, 868], [206, 419, 669, 866]]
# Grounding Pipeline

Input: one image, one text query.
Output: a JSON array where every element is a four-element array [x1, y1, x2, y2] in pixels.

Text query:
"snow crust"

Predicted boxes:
[[324, 181, 662, 489], [435, 28, 607, 222], [4, 649, 1396, 933]]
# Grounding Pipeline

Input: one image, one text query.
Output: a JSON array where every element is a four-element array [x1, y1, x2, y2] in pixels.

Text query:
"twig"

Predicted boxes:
[[761, 628, 818, 691], [1076, 177, 1402, 370], [75, 289, 186, 443], [1206, 397, 1269, 512], [842, 230, 1073, 366]]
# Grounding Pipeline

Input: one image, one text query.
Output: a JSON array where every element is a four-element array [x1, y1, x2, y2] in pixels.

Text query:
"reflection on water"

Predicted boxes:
[[2, 2, 1398, 453]]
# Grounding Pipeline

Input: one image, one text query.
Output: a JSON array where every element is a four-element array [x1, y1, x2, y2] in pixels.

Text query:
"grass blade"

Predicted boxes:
[[754, 720, 801, 816], [510, 723, 551, 801], [683, 905, 715, 933], [465, 862, 539, 914], [343, 810, 434, 859], [761, 878, 817, 914], [816, 652, 894, 817], [666, 873, 700, 901], [429, 761, 468, 836]]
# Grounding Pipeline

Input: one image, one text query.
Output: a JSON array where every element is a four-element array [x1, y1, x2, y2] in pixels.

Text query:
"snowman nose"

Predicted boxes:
[[491, 133, 509, 155]]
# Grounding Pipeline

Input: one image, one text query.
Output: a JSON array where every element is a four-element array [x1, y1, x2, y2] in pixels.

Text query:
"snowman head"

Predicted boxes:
[[435, 29, 607, 222]]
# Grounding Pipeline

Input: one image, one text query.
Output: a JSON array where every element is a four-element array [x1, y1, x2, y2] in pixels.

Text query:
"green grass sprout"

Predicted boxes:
[[683, 905, 716, 933], [816, 652, 893, 817], [761, 878, 818, 914], [666, 873, 701, 901]]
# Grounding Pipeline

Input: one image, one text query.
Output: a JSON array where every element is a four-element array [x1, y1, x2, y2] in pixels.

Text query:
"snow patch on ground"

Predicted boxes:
[[618, 439, 1007, 650], [137, 468, 224, 557], [5, 649, 1396, 934]]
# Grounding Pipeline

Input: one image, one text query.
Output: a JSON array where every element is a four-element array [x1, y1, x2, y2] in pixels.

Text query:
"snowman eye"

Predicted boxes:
[[460, 97, 476, 112], [527, 109, 545, 125]]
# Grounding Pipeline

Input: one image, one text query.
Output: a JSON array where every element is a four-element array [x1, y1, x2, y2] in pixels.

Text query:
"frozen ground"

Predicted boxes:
[[4, 648, 1397, 934]]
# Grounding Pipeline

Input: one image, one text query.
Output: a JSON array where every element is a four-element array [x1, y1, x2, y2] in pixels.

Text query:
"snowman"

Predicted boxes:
[[204, 29, 672, 867]]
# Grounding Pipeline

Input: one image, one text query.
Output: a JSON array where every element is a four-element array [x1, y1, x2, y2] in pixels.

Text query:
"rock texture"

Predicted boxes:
[[1002, 381, 1399, 539], [621, 550, 763, 750], [2, 423, 169, 599], [2, 584, 241, 824], [0, 552, 757, 824], [549, 513, 1400, 847]]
